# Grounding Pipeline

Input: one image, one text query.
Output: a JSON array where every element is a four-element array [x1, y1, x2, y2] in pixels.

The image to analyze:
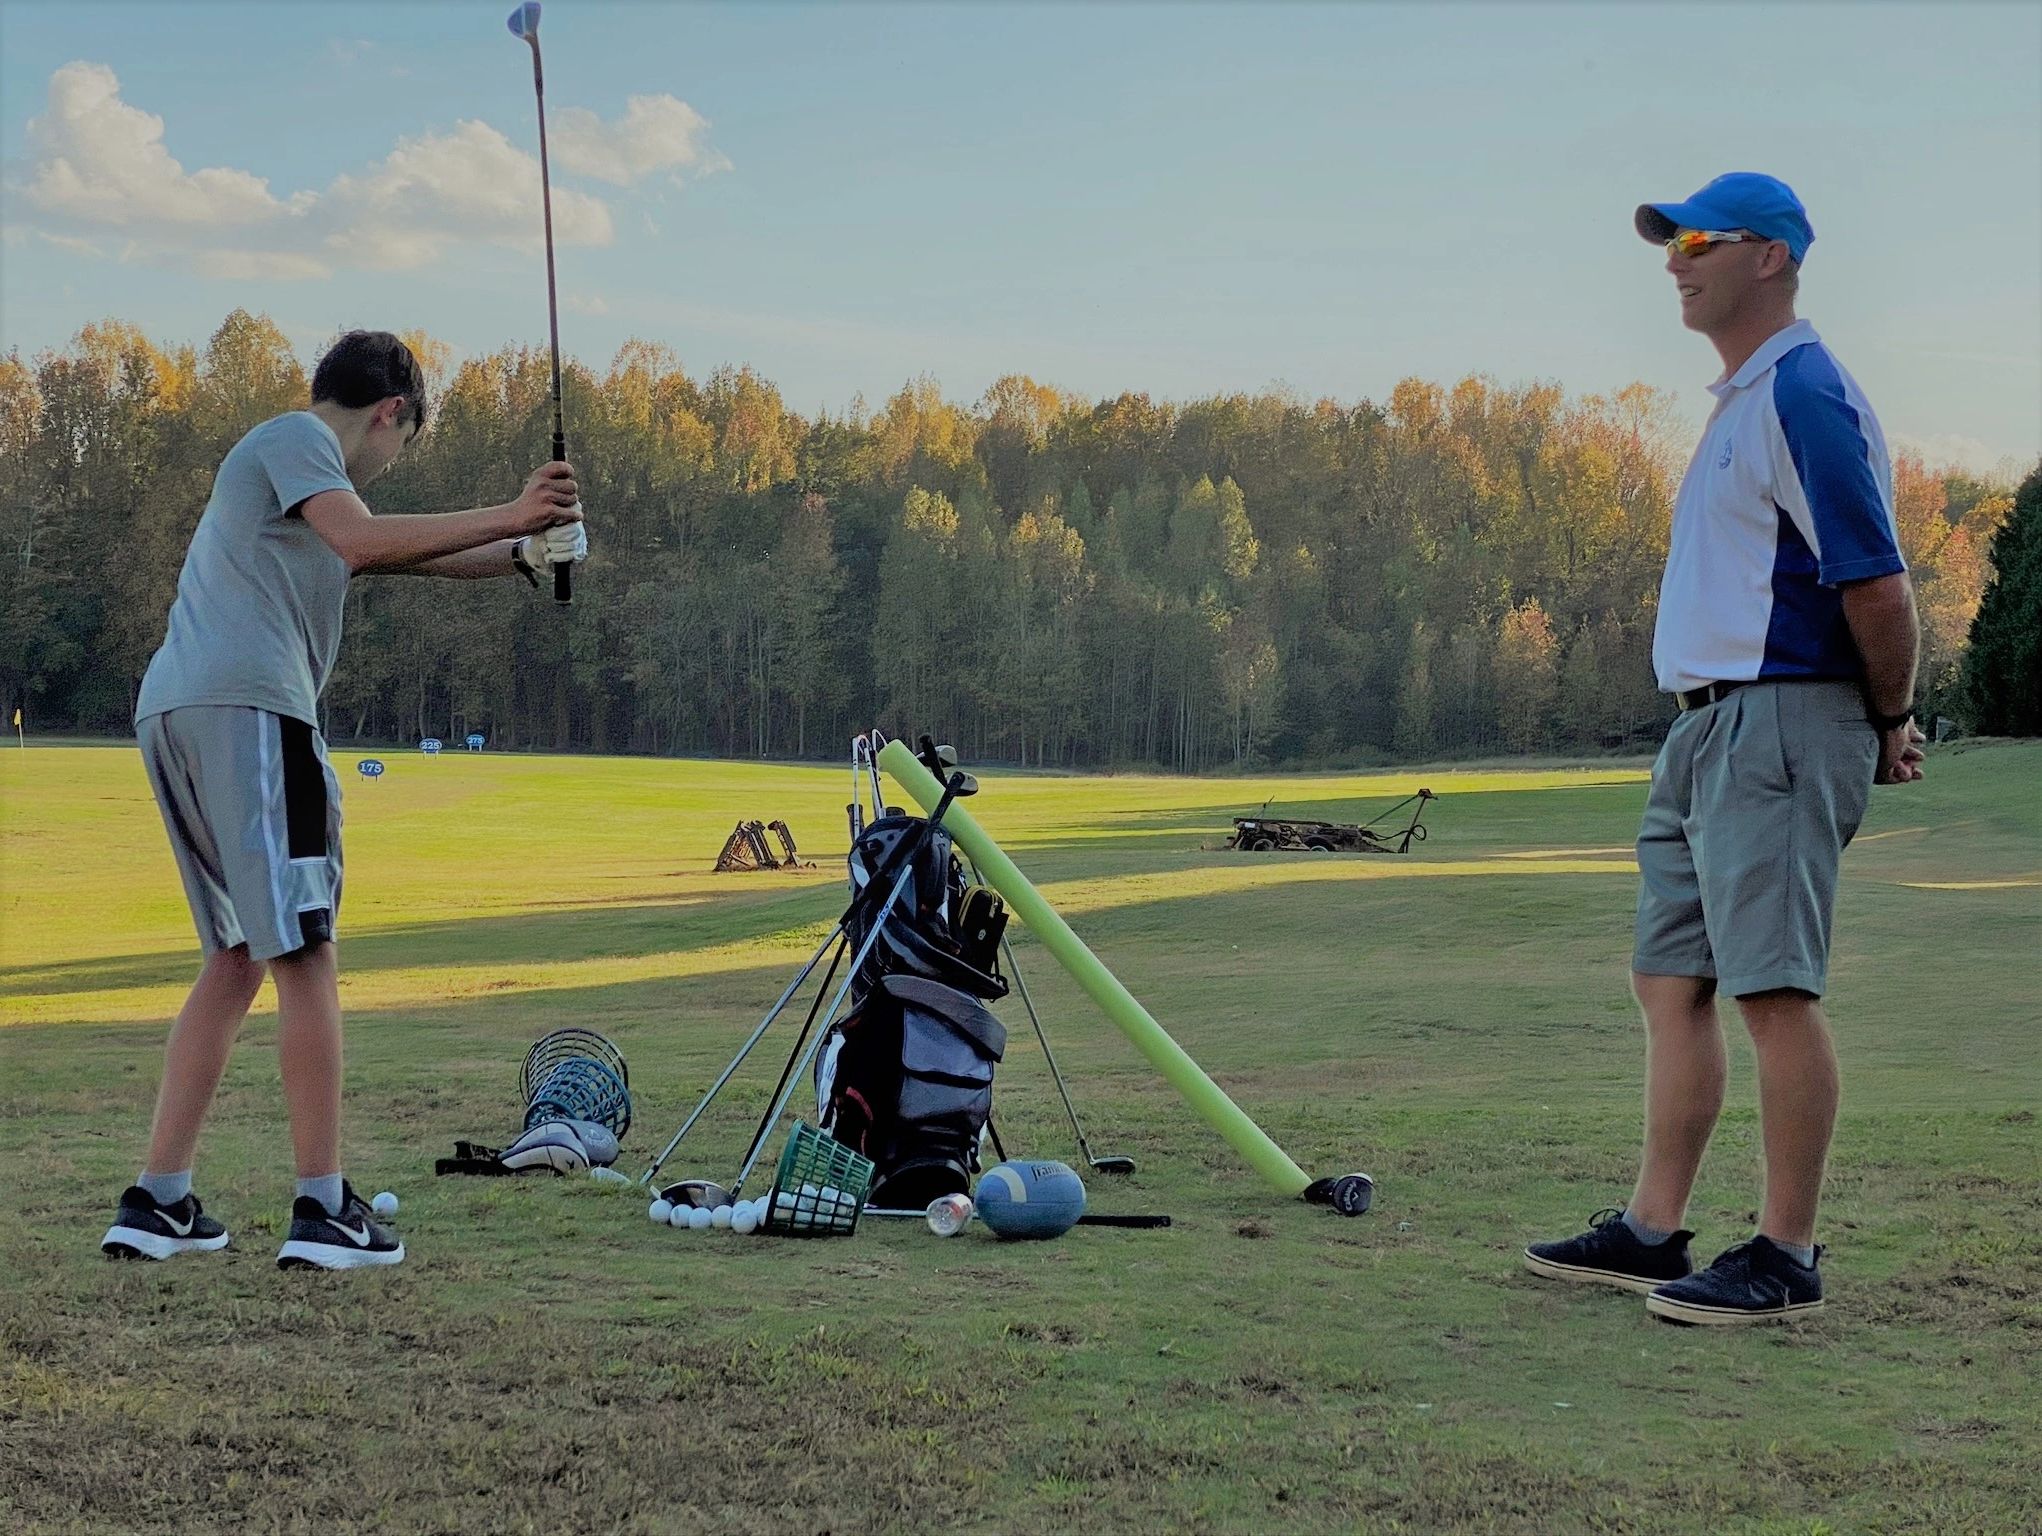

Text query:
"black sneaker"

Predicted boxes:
[[101, 1186, 230, 1260], [1647, 1236, 1823, 1325], [1523, 1207, 1694, 1294], [275, 1182, 405, 1271]]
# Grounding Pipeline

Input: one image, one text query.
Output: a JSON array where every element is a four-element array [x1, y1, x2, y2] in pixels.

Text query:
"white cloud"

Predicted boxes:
[[192, 249, 331, 282], [7, 62, 706, 282], [564, 293, 610, 316], [36, 230, 106, 258], [552, 94, 730, 186], [319, 120, 613, 271], [23, 62, 303, 228]]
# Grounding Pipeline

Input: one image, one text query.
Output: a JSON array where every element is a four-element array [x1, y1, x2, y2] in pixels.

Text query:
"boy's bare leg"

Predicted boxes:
[[143, 945, 269, 1177], [269, 941, 343, 1185]]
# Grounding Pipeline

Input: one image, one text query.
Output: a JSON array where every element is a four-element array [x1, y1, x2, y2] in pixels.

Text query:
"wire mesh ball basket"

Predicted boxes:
[[520, 1028, 632, 1138]]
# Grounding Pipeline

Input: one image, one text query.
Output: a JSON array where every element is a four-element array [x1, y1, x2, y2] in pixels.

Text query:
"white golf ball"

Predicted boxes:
[[711, 1204, 734, 1229], [648, 1199, 673, 1224], [731, 1207, 759, 1235], [669, 1203, 693, 1229], [687, 1205, 715, 1230], [371, 1191, 399, 1216]]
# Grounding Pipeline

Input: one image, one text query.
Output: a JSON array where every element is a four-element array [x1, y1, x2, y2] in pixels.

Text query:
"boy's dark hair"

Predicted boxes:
[[312, 331, 429, 436]]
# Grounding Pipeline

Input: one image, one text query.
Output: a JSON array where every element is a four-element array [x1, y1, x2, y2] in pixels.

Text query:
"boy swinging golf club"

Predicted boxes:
[[102, 330, 587, 1270]]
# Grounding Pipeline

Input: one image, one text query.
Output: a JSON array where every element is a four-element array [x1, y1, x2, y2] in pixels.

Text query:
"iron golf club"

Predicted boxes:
[[507, 1, 573, 605]]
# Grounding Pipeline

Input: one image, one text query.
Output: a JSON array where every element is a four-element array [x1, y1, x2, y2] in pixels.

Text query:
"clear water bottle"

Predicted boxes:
[[925, 1193, 974, 1236]]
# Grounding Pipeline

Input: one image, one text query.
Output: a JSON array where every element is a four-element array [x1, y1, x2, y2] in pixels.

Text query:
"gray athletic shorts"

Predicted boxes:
[[1633, 680, 1878, 998], [137, 706, 344, 962]]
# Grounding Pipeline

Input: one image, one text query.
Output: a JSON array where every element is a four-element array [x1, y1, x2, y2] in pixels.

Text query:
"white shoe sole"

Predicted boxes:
[[1522, 1249, 1668, 1295], [1646, 1292, 1823, 1325], [102, 1224, 231, 1260], [276, 1239, 406, 1270]]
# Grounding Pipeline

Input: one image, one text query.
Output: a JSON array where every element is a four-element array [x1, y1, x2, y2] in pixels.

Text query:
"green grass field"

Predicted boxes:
[[3, 740, 2038, 1534]]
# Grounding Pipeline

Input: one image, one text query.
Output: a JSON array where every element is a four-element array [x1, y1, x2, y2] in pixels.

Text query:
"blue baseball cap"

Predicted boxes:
[[1635, 172, 1814, 264]]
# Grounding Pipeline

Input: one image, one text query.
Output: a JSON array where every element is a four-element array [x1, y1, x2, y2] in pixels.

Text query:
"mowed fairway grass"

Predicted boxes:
[[2, 740, 2038, 1535]]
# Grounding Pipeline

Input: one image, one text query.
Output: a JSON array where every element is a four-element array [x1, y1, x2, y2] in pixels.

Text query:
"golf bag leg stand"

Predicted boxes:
[[640, 923, 846, 1187], [997, 931, 1129, 1173], [965, 843, 1131, 1176], [730, 770, 971, 1197]]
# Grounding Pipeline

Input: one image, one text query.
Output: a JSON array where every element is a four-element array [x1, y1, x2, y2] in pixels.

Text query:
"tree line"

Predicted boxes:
[[1, 312, 2028, 768]]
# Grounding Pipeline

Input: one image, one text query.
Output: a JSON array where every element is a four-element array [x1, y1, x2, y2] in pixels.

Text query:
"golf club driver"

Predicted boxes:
[[507, 1, 573, 605]]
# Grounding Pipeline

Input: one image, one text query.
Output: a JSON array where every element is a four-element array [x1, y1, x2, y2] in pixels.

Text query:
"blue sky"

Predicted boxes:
[[3, 1, 2037, 474]]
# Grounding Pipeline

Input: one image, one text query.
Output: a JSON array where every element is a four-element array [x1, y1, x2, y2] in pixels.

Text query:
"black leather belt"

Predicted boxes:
[[1672, 680, 1752, 711]]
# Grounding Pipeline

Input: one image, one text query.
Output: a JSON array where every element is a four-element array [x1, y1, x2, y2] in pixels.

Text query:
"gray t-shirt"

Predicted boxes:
[[136, 412, 357, 727]]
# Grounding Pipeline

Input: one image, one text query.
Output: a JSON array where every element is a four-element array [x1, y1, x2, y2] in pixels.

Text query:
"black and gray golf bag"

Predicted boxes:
[[814, 809, 1011, 1208]]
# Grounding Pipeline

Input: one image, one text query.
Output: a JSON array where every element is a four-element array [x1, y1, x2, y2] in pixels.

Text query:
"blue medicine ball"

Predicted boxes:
[[975, 1159, 1086, 1239]]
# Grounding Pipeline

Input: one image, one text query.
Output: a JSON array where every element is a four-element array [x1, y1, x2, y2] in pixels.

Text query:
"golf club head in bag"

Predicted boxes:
[[845, 816, 1006, 1002]]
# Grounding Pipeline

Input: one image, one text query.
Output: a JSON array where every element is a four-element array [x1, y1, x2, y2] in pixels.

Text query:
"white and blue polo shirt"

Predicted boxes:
[[1653, 320, 1905, 694]]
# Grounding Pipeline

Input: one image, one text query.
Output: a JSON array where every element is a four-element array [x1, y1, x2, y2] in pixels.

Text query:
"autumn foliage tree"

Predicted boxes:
[[0, 311, 2024, 765]]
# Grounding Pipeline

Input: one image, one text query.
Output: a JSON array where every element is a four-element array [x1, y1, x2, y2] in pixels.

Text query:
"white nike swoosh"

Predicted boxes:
[[332, 1219, 373, 1246], [159, 1210, 195, 1237]]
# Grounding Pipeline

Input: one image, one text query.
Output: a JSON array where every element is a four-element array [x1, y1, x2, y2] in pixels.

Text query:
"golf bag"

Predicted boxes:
[[815, 810, 1010, 1207]]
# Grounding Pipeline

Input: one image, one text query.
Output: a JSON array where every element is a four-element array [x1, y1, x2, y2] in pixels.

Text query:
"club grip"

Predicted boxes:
[[551, 432, 572, 605]]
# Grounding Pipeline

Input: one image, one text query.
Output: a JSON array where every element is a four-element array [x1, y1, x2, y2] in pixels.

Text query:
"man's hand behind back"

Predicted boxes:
[[1876, 719, 1927, 785]]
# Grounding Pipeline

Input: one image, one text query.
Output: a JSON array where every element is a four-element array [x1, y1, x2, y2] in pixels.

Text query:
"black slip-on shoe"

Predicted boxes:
[[1524, 1206, 1694, 1295], [1647, 1235, 1823, 1325]]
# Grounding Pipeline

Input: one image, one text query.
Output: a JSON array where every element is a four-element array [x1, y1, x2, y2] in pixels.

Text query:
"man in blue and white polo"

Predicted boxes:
[[1526, 174, 1926, 1324]]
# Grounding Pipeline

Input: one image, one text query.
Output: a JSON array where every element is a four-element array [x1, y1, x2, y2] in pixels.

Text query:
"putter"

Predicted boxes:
[[507, 1, 573, 605]]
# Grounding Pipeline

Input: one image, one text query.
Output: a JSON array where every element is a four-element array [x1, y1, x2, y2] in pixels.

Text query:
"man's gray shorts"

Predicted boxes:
[[1633, 680, 1878, 998], [137, 706, 344, 962]]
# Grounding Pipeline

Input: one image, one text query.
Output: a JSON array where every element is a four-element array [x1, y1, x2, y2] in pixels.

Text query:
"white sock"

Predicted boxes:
[[297, 1174, 345, 1216]]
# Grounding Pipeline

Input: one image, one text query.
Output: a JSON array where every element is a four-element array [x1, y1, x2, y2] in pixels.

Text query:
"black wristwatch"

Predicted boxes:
[[510, 539, 541, 588], [1866, 704, 1914, 732]]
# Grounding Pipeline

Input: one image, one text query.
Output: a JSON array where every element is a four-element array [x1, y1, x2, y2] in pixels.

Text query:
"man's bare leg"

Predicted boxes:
[[1625, 972, 1727, 1231], [1738, 988, 1839, 1250]]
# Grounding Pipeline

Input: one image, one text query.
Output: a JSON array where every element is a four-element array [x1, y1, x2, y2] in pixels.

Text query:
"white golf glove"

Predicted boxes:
[[518, 515, 588, 573]]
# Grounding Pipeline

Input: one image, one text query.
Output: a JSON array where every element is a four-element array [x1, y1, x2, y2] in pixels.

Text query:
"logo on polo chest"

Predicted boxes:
[[1716, 438, 1734, 470]]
